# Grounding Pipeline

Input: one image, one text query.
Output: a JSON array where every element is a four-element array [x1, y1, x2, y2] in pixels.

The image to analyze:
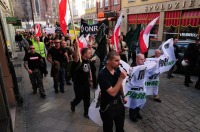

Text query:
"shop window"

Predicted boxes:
[[163, 26, 178, 41], [179, 26, 199, 40], [150, 25, 158, 40]]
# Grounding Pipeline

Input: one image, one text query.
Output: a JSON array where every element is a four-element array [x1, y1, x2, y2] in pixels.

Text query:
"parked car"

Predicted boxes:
[[175, 40, 200, 74]]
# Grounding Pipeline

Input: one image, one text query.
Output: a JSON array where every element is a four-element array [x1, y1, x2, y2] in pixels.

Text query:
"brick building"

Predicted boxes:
[[97, 0, 121, 30]]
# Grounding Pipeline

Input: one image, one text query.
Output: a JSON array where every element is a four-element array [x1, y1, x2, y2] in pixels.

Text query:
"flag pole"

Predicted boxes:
[[67, 0, 82, 62]]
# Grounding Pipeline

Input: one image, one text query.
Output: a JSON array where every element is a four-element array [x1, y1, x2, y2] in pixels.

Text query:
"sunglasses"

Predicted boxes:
[[55, 42, 60, 43], [30, 48, 35, 49]]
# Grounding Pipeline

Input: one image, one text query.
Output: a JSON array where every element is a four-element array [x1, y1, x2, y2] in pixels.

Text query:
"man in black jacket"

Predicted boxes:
[[15, 31, 23, 51], [167, 38, 179, 79]]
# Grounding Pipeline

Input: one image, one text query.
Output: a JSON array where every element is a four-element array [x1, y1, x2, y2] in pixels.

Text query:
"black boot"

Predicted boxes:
[[129, 108, 137, 122], [136, 107, 143, 119], [195, 82, 200, 89]]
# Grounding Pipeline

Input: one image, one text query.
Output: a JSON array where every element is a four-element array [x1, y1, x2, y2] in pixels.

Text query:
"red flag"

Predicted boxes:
[[139, 16, 159, 54], [34, 24, 41, 37], [113, 12, 123, 52], [59, 0, 67, 35]]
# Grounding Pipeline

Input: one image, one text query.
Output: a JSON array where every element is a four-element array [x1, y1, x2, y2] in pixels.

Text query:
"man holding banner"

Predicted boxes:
[[98, 51, 127, 132], [127, 53, 153, 122]]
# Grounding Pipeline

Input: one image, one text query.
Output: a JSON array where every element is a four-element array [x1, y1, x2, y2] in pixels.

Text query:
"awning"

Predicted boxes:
[[164, 11, 181, 27], [128, 13, 159, 24], [181, 10, 200, 27]]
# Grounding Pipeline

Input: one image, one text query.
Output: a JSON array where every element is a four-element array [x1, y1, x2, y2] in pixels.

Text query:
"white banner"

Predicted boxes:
[[144, 38, 176, 95], [44, 27, 55, 34], [124, 61, 157, 109]]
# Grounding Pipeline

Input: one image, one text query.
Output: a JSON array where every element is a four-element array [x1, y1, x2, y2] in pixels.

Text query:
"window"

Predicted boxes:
[[114, 0, 117, 5], [86, 0, 90, 9], [94, 0, 96, 7], [100, 0, 103, 8], [82, 1, 85, 9], [90, 0, 94, 8], [105, 0, 108, 7], [35, 0, 40, 15], [128, 0, 134, 2]]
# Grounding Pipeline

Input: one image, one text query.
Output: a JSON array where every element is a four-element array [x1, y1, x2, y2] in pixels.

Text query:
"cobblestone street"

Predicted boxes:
[[14, 51, 200, 132]]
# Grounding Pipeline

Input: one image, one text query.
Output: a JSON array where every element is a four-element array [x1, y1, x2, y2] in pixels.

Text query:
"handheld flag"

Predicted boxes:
[[59, 0, 68, 35], [35, 24, 41, 37], [139, 16, 159, 54], [113, 12, 124, 52]]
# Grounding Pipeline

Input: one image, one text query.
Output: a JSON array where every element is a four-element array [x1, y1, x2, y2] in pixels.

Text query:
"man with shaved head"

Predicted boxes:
[[129, 53, 145, 122]]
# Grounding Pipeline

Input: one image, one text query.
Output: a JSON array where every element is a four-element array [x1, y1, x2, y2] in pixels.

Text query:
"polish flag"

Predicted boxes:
[[59, 0, 68, 35], [113, 12, 123, 52], [35, 24, 41, 37], [78, 35, 88, 48], [139, 16, 159, 54], [85, 34, 90, 41]]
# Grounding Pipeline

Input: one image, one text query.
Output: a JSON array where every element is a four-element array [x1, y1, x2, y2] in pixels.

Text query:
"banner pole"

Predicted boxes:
[[68, 0, 82, 62]]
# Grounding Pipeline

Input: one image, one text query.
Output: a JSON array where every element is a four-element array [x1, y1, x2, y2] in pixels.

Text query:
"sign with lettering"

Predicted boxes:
[[144, 0, 199, 12], [80, 18, 108, 36]]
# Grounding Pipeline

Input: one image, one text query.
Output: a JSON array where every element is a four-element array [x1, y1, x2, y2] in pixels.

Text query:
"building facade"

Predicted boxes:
[[122, 0, 200, 43], [82, 0, 97, 25], [97, 0, 121, 30], [0, 0, 20, 131], [12, 0, 59, 27]]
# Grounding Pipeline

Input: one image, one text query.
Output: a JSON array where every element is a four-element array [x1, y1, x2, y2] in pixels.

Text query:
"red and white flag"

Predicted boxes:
[[78, 35, 88, 49], [59, 0, 68, 35], [113, 12, 123, 52], [139, 16, 159, 54], [34, 24, 41, 37], [85, 34, 90, 41]]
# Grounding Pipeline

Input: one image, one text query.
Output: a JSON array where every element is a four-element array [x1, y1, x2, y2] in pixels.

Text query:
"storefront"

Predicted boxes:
[[122, 0, 200, 42], [97, 11, 117, 30], [82, 13, 97, 25]]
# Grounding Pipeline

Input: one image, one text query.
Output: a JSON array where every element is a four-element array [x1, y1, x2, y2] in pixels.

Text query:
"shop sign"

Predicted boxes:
[[145, 0, 199, 12], [180, 33, 198, 37], [6, 17, 17, 24], [83, 14, 97, 20]]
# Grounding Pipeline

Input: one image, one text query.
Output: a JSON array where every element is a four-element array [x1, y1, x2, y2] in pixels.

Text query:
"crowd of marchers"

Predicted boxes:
[[15, 30, 200, 132]]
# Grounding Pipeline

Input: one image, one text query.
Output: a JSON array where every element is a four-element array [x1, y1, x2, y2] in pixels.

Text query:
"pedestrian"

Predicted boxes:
[[15, 31, 23, 51], [23, 45, 46, 98], [61, 40, 73, 85], [118, 35, 128, 62], [33, 36, 48, 77], [70, 40, 93, 118], [167, 38, 179, 79], [87, 42, 97, 89], [98, 51, 127, 132], [150, 49, 162, 102], [129, 53, 146, 122], [47, 39, 69, 93], [183, 43, 199, 87], [21, 34, 30, 54]]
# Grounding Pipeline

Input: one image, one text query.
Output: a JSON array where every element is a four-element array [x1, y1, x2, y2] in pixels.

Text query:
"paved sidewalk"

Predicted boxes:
[[14, 51, 200, 132]]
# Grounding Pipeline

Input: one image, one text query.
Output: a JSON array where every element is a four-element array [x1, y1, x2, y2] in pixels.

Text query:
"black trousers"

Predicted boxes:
[[185, 65, 193, 84], [100, 102, 125, 132], [71, 83, 90, 115]]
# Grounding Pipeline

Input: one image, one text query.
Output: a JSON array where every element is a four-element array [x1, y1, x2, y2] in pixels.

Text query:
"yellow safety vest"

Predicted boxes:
[[33, 42, 46, 57]]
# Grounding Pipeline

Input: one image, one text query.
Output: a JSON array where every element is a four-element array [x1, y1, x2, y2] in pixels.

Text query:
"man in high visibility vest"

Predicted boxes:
[[33, 36, 48, 76]]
